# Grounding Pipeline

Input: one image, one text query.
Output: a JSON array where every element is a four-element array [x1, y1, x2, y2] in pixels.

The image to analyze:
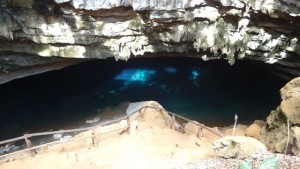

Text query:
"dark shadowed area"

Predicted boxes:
[[0, 57, 287, 140]]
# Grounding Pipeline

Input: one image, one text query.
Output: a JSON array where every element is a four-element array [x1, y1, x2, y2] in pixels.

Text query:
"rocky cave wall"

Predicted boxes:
[[0, 0, 300, 83], [0, 0, 300, 156]]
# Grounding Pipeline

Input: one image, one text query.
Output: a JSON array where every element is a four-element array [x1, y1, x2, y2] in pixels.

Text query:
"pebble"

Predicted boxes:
[[184, 150, 300, 169]]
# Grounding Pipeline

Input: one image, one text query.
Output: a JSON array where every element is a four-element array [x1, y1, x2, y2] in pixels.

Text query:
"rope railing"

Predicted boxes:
[[0, 105, 223, 159], [0, 125, 130, 159], [0, 116, 128, 145], [143, 106, 223, 138]]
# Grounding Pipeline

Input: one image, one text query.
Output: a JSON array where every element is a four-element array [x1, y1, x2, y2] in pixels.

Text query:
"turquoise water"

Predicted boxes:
[[0, 57, 287, 140]]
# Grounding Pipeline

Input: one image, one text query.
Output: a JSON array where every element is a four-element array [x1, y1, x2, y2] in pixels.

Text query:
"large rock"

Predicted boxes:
[[212, 136, 266, 159], [245, 123, 261, 139], [291, 126, 300, 156], [280, 77, 300, 124], [0, 0, 299, 82], [184, 121, 201, 136], [260, 77, 300, 155], [224, 124, 248, 136], [184, 121, 223, 143], [281, 97, 300, 124]]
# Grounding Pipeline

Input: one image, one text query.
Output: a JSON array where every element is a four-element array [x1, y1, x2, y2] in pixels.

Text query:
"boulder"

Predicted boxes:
[[184, 121, 201, 136], [212, 136, 266, 159], [280, 77, 300, 100], [291, 126, 300, 156], [280, 77, 300, 125], [275, 138, 288, 153], [245, 123, 261, 139], [184, 121, 222, 143], [224, 124, 248, 136], [260, 77, 300, 155], [280, 97, 300, 125], [253, 120, 267, 128]]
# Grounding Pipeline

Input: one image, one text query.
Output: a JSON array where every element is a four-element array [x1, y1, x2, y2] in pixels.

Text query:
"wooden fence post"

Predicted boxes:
[[171, 114, 175, 130], [197, 126, 203, 138], [127, 116, 131, 135], [91, 128, 96, 147], [24, 135, 37, 156]]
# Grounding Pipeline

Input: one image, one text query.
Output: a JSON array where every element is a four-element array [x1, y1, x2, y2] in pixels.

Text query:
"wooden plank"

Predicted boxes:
[[0, 136, 25, 145], [127, 116, 131, 135], [171, 113, 175, 130], [91, 128, 96, 147], [24, 135, 37, 156], [197, 126, 203, 138]]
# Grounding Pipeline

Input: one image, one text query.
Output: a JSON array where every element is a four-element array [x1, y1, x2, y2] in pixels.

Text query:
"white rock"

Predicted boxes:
[[193, 7, 220, 22], [53, 133, 63, 140], [86, 117, 100, 124]]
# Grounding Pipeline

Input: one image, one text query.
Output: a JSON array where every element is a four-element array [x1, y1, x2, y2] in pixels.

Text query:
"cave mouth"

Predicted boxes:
[[0, 57, 288, 140]]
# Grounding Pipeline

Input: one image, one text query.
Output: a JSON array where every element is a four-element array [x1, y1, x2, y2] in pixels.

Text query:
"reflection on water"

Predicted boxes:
[[0, 57, 287, 140], [114, 69, 156, 82]]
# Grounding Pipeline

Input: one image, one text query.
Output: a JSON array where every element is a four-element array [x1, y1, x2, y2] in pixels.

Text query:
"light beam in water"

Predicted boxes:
[[114, 69, 156, 82], [191, 70, 199, 79]]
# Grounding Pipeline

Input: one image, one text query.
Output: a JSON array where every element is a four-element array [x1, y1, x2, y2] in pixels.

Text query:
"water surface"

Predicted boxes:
[[0, 57, 287, 140]]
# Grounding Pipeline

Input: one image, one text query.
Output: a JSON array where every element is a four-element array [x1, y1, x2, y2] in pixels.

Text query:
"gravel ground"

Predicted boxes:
[[185, 150, 300, 169]]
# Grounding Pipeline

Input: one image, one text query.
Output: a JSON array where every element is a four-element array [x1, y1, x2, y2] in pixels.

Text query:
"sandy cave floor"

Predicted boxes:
[[0, 107, 300, 169]]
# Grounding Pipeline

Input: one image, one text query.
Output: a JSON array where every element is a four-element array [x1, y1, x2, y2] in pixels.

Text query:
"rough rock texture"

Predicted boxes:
[[0, 0, 300, 82], [0, 52, 85, 84], [224, 124, 248, 136], [245, 123, 261, 139], [246, 120, 268, 140], [212, 136, 267, 159], [260, 77, 300, 155], [280, 77, 300, 124]]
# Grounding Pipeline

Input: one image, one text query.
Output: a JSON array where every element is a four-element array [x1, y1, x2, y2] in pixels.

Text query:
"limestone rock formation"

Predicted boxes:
[[280, 77, 300, 124], [260, 77, 300, 155], [224, 124, 247, 136], [0, 0, 300, 83], [212, 136, 267, 159], [245, 123, 261, 139]]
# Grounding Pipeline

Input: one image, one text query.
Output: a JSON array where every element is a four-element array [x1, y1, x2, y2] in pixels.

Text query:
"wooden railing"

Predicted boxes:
[[0, 105, 223, 160]]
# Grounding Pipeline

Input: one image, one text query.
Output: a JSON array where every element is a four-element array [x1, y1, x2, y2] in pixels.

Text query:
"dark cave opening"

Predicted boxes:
[[0, 57, 288, 140]]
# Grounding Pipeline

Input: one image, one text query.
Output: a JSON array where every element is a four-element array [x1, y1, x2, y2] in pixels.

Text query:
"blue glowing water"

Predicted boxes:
[[114, 69, 156, 82], [0, 57, 287, 139]]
